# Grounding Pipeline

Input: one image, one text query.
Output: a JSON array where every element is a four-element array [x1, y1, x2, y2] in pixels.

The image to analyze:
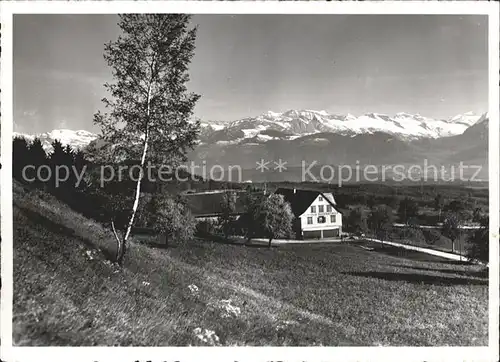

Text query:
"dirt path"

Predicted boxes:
[[364, 237, 487, 265]]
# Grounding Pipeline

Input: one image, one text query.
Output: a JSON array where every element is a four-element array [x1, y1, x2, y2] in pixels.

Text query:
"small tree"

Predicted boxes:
[[346, 207, 368, 234], [467, 215, 488, 263], [149, 195, 195, 247], [241, 193, 293, 247], [218, 190, 237, 241], [368, 205, 394, 241], [442, 213, 462, 254], [397, 197, 419, 224], [366, 196, 376, 209], [434, 193, 444, 221], [241, 192, 267, 243], [260, 194, 293, 248], [93, 15, 200, 265]]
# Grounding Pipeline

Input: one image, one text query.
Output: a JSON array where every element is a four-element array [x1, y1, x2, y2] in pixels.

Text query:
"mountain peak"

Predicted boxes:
[[265, 111, 283, 117], [448, 111, 482, 127]]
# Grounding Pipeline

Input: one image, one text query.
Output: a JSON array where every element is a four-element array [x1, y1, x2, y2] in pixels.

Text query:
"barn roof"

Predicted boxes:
[[183, 190, 247, 218]]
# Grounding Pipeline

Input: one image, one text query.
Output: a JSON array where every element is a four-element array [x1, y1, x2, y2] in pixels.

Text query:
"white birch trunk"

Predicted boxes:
[[116, 84, 152, 265]]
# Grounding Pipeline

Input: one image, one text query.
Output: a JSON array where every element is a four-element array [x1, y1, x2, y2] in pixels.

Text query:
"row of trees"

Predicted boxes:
[[13, 134, 202, 254], [345, 192, 482, 226], [344, 202, 488, 262], [13, 137, 87, 192]]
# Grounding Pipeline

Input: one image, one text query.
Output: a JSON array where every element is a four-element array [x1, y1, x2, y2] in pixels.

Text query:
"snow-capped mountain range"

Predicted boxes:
[[13, 110, 487, 153], [199, 110, 487, 145]]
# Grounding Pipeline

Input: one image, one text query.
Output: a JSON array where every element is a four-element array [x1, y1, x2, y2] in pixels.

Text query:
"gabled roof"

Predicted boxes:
[[183, 190, 247, 218], [274, 187, 343, 218]]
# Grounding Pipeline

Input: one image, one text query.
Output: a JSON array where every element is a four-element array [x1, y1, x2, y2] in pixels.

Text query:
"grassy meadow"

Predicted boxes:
[[13, 182, 488, 346]]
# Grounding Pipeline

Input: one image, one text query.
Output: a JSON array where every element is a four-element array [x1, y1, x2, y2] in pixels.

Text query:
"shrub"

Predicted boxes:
[[467, 227, 488, 263], [346, 207, 368, 233], [397, 197, 419, 223], [368, 205, 394, 239], [422, 229, 442, 245], [406, 227, 425, 244], [196, 219, 218, 237], [467, 216, 488, 263]]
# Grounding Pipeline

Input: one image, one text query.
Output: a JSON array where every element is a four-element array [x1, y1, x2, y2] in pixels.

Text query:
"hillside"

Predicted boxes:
[[13, 181, 488, 346]]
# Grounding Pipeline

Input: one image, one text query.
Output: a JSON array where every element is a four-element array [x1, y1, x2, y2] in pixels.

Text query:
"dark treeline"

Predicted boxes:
[[12, 136, 246, 230], [13, 136, 130, 227]]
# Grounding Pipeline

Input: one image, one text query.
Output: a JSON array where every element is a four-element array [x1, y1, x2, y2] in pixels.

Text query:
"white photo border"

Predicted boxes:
[[1, 1, 499, 362]]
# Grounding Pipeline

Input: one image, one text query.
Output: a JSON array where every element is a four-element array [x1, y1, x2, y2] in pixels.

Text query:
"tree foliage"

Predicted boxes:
[[93, 15, 201, 264], [467, 215, 488, 263], [366, 196, 376, 209], [13, 136, 31, 181], [28, 138, 50, 185], [397, 197, 419, 223], [260, 194, 293, 247], [434, 193, 444, 211], [444, 200, 465, 213], [218, 190, 237, 241], [434, 193, 445, 222], [346, 207, 367, 234], [368, 205, 394, 240], [241, 193, 293, 247], [441, 212, 463, 254], [147, 194, 196, 246]]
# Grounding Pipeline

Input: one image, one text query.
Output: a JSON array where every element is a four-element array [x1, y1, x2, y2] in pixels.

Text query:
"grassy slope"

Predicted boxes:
[[13, 182, 488, 346]]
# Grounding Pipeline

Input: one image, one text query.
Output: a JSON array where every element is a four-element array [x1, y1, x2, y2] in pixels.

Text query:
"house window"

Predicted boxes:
[[330, 214, 336, 223], [307, 217, 313, 224], [311, 206, 316, 213], [317, 216, 326, 224], [327, 205, 332, 212], [319, 196, 323, 201], [318, 205, 324, 213]]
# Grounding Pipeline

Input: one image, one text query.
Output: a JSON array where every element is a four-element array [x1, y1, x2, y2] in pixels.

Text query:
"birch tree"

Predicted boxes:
[[94, 15, 200, 265]]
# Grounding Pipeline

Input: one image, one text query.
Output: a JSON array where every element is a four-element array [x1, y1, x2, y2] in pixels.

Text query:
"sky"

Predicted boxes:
[[13, 14, 488, 134]]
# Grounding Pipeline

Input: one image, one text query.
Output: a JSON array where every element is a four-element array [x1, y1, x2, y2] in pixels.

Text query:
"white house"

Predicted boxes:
[[274, 188, 343, 239]]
